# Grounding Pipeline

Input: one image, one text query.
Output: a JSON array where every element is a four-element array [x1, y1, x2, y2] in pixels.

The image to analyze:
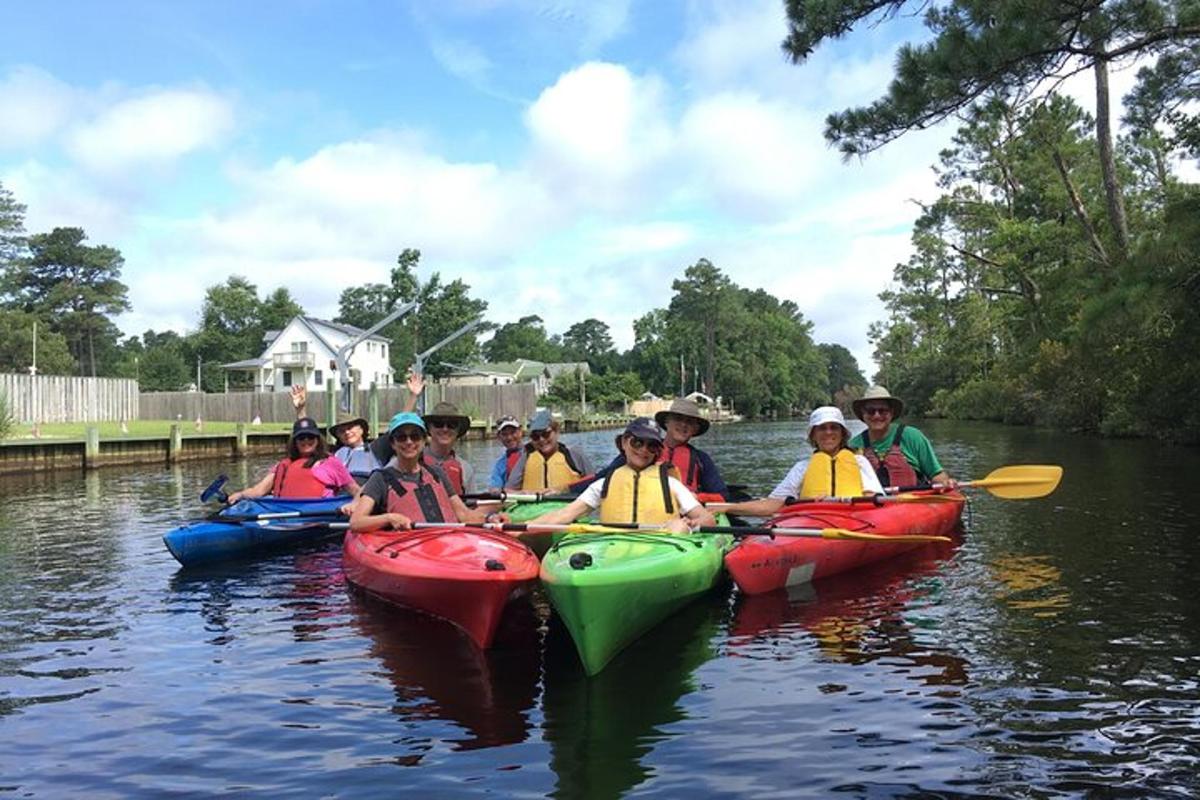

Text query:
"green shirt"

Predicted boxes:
[[849, 423, 943, 482]]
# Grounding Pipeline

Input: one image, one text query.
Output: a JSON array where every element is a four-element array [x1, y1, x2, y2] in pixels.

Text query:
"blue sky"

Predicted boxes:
[[2, 1, 963, 375]]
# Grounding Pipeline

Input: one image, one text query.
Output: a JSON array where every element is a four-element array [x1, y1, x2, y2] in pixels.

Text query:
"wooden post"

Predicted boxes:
[[235, 422, 247, 457], [368, 382, 379, 439], [84, 425, 100, 469], [168, 423, 182, 463], [325, 379, 336, 430]]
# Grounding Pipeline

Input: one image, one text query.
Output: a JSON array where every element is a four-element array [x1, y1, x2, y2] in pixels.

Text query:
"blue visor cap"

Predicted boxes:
[[387, 412, 427, 438]]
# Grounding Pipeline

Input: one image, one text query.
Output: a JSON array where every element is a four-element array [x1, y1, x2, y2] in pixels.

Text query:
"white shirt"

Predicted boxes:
[[576, 474, 701, 515], [768, 453, 885, 499]]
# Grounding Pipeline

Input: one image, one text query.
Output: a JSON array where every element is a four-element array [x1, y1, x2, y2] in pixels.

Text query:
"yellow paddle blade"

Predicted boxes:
[[819, 528, 952, 543], [969, 465, 1063, 499]]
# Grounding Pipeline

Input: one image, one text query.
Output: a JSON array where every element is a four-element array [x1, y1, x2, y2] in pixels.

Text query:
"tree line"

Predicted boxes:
[[0, 183, 864, 413], [784, 0, 1200, 440]]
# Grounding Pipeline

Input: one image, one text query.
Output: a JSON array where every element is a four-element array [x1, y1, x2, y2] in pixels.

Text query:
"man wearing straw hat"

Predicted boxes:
[[849, 386, 955, 489]]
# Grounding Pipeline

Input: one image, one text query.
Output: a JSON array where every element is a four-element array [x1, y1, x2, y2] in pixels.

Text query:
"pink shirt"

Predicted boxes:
[[311, 457, 355, 496]]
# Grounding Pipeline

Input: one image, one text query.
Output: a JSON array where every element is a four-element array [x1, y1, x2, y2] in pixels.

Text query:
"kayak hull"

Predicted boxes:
[[724, 492, 965, 595], [540, 527, 732, 676], [343, 528, 540, 649], [163, 497, 350, 566]]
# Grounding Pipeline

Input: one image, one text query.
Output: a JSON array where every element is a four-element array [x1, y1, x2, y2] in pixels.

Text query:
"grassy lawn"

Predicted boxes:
[[2, 420, 295, 441]]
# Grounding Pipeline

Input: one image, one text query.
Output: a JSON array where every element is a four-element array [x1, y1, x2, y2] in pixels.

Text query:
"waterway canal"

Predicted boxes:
[[1, 420, 1197, 797]]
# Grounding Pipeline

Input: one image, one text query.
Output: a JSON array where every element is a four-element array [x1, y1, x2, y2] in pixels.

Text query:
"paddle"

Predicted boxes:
[[460, 490, 582, 503], [887, 464, 1063, 500], [200, 475, 229, 504], [408, 521, 951, 544]]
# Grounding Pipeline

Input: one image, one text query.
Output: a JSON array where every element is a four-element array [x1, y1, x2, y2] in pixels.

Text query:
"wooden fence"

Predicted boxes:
[[138, 382, 538, 424], [0, 373, 139, 423]]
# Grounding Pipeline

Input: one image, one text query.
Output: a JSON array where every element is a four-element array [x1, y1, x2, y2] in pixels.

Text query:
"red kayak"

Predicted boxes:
[[724, 491, 965, 595], [343, 527, 540, 649]]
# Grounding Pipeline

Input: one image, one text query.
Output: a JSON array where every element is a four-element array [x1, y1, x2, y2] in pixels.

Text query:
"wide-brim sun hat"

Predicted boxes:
[[330, 414, 369, 441], [422, 401, 470, 437], [852, 385, 905, 421], [654, 397, 710, 436], [291, 417, 323, 440], [387, 411, 427, 438], [806, 406, 851, 441]]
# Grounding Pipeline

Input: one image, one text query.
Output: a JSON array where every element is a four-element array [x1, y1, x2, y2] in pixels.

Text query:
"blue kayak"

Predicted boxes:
[[163, 497, 350, 566]]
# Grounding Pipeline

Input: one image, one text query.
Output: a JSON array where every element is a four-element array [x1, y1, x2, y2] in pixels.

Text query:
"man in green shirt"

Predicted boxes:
[[849, 386, 955, 488]]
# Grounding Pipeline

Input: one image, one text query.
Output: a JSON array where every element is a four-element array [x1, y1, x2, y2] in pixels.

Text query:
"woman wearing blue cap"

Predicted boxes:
[[530, 417, 715, 534], [226, 417, 361, 504], [349, 412, 509, 531]]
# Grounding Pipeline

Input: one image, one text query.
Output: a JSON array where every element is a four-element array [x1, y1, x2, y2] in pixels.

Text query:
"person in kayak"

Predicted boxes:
[[226, 417, 362, 503], [530, 417, 715, 534], [720, 406, 884, 517], [348, 412, 508, 531], [582, 397, 729, 500], [506, 409, 592, 492], [487, 415, 524, 490], [329, 414, 384, 485], [849, 385, 955, 489], [418, 400, 475, 495]]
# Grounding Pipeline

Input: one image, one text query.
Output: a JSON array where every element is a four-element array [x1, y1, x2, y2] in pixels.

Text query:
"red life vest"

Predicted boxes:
[[381, 466, 458, 524], [423, 449, 465, 495], [659, 442, 701, 492], [271, 457, 328, 498], [504, 448, 522, 482], [861, 423, 921, 488]]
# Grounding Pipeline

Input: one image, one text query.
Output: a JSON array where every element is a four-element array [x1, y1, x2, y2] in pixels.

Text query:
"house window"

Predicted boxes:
[[292, 341, 307, 352], [314, 369, 323, 385], [382, 345, 387, 360], [282, 370, 293, 387]]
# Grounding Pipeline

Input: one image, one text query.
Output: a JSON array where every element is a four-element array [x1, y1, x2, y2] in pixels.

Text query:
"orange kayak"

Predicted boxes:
[[724, 491, 965, 595]]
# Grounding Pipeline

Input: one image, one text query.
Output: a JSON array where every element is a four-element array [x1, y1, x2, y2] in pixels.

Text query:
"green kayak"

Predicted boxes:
[[504, 500, 570, 558], [540, 519, 732, 675]]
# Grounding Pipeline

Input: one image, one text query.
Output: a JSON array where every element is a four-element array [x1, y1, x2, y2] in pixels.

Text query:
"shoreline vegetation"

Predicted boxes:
[[4, 4, 1198, 443]]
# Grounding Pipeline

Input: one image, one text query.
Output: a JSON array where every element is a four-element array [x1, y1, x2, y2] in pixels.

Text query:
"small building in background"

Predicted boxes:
[[442, 359, 589, 396], [220, 316, 393, 392]]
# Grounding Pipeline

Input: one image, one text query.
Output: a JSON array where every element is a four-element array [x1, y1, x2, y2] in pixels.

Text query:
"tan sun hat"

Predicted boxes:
[[654, 397, 710, 436], [422, 401, 470, 437], [329, 414, 369, 441], [852, 385, 905, 421]]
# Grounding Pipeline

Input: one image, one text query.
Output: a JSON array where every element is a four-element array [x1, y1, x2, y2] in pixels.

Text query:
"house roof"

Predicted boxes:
[[545, 361, 590, 377], [450, 359, 591, 382], [263, 316, 390, 350]]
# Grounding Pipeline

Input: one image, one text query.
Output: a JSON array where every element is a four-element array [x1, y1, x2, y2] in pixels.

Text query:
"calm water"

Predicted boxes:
[[1, 420, 1198, 798]]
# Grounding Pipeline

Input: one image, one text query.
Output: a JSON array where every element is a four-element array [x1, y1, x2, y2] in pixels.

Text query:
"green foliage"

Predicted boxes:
[[187, 275, 296, 391], [0, 309, 76, 374], [10, 227, 130, 376], [0, 181, 26, 269], [545, 369, 645, 413], [483, 315, 564, 363], [117, 330, 191, 391], [334, 248, 489, 379], [818, 343, 866, 399], [561, 318, 618, 373]]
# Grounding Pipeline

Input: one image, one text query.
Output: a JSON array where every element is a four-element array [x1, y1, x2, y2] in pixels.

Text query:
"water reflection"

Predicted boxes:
[[989, 554, 1070, 617], [347, 589, 541, 753], [730, 544, 970, 687], [541, 594, 724, 799]]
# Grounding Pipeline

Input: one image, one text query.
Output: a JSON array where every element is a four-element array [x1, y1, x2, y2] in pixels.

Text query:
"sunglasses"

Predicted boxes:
[[530, 430, 553, 442], [863, 405, 893, 417], [427, 420, 457, 430], [627, 436, 662, 452], [390, 431, 425, 443]]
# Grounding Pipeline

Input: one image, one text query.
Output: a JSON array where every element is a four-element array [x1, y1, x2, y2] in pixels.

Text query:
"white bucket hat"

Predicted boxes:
[[806, 406, 851, 442]]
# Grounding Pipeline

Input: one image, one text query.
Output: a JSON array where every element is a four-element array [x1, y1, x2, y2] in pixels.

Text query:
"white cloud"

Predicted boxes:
[[65, 87, 235, 174], [0, 66, 76, 149], [428, 35, 494, 84], [525, 62, 674, 204]]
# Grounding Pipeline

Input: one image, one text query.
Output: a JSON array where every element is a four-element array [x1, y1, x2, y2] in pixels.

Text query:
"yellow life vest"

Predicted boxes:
[[521, 444, 584, 491], [798, 449, 864, 498], [598, 464, 677, 526]]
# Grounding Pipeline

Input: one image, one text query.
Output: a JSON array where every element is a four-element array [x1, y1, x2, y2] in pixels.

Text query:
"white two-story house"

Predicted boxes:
[[221, 316, 394, 392]]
